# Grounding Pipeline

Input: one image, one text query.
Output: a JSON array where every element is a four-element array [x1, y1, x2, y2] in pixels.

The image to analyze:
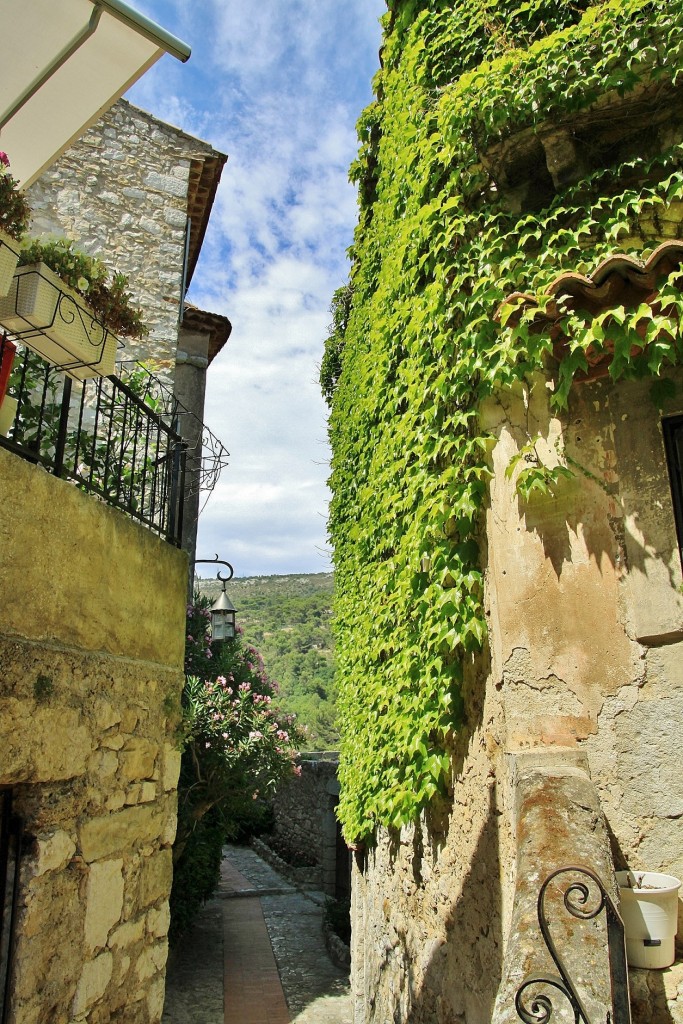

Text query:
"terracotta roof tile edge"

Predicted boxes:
[[496, 240, 683, 321]]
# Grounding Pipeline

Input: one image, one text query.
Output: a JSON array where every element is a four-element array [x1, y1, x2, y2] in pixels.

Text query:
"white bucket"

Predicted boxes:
[[616, 870, 681, 970]]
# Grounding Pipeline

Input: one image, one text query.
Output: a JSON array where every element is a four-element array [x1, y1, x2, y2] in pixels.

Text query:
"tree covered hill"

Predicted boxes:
[[196, 572, 337, 751]]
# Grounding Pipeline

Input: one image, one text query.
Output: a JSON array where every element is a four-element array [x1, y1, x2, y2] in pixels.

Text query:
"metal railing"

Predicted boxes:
[[515, 866, 631, 1024], [116, 358, 230, 502], [0, 336, 186, 545]]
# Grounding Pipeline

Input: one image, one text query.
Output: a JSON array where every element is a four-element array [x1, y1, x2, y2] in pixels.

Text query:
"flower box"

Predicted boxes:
[[0, 262, 117, 380], [0, 229, 20, 298]]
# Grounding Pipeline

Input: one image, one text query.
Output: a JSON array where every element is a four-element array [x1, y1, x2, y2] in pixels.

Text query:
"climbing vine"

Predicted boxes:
[[325, 0, 683, 841]]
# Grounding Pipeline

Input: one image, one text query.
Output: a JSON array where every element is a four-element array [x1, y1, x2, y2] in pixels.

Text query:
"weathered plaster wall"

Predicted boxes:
[[482, 368, 683, 881], [350, 367, 683, 1024], [26, 100, 216, 374], [0, 447, 186, 1024]]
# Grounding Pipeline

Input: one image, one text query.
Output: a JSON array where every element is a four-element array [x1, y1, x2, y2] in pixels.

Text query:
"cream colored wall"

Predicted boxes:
[[0, 447, 187, 1024]]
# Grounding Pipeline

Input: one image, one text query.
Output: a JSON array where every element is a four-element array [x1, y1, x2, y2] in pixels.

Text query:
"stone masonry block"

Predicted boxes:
[[162, 745, 181, 791], [144, 171, 187, 198], [146, 903, 170, 939], [84, 859, 124, 951], [147, 973, 166, 1023], [108, 916, 145, 949], [79, 805, 164, 862], [119, 739, 158, 783], [33, 830, 76, 876], [71, 952, 113, 1017], [135, 940, 167, 981], [138, 849, 172, 908]]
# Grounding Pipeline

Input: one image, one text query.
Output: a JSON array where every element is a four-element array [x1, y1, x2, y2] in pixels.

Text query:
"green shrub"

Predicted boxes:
[[170, 595, 303, 941], [169, 807, 224, 945]]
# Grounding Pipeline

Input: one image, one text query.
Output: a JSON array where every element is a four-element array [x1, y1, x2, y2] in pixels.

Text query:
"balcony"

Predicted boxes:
[[0, 334, 228, 546]]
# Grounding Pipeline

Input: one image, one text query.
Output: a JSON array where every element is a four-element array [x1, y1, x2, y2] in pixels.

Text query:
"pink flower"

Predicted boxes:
[[248, 730, 262, 741], [186, 634, 194, 643], [0, 153, 10, 167], [293, 765, 302, 777]]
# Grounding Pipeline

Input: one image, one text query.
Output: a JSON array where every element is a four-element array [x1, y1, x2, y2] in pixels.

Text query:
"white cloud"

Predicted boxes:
[[127, 0, 384, 575]]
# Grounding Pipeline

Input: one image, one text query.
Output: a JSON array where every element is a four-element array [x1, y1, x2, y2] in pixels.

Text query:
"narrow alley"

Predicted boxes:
[[162, 844, 352, 1024]]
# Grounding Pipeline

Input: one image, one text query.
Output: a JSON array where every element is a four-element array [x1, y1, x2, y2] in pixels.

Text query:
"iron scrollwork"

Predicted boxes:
[[515, 865, 631, 1024]]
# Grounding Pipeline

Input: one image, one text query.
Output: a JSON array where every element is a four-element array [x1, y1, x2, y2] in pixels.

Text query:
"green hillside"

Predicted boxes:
[[196, 573, 337, 751]]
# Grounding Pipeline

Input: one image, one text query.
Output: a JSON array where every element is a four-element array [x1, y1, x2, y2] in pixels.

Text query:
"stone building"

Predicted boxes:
[[0, 28, 229, 1024], [26, 98, 232, 566], [325, 4, 683, 1024]]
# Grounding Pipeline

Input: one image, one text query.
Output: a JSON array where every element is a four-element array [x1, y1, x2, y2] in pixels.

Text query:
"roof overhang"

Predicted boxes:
[[182, 305, 233, 365], [0, 0, 191, 187], [497, 241, 683, 382]]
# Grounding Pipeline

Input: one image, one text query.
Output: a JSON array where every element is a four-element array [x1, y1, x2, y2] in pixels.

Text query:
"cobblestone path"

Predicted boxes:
[[162, 843, 352, 1024]]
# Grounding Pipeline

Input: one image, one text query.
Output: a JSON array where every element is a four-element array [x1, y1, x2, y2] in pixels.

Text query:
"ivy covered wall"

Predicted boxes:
[[325, 0, 683, 842]]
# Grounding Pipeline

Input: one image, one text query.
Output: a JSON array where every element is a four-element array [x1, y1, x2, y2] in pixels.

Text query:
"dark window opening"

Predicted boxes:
[[0, 789, 22, 1024], [663, 415, 683, 571]]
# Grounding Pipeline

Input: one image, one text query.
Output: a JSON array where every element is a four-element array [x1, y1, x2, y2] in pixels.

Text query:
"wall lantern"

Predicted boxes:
[[194, 555, 237, 641]]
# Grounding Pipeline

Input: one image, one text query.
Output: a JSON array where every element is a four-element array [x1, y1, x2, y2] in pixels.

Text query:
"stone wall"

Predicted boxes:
[[349, 652, 513, 1024], [350, 366, 683, 1024], [25, 99, 219, 375], [270, 754, 346, 896], [0, 446, 187, 1024]]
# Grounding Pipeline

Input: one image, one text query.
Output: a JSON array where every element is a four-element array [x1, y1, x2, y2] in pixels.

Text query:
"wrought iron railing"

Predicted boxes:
[[116, 358, 230, 503], [515, 866, 631, 1024], [0, 336, 186, 545]]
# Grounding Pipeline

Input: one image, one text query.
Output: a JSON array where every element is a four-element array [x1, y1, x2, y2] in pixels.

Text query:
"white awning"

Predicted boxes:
[[0, 0, 191, 187]]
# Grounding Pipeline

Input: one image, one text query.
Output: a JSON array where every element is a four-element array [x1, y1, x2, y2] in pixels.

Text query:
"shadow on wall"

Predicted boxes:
[[369, 784, 503, 1024], [422, 785, 503, 1024]]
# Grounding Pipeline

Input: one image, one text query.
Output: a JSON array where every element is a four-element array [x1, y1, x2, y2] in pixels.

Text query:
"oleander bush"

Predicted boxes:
[[170, 595, 303, 940]]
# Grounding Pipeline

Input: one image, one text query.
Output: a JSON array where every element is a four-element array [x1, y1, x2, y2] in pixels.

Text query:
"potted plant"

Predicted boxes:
[[0, 238, 148, 380], [617, 869, 681, 969], [0, 153, 31, 297]]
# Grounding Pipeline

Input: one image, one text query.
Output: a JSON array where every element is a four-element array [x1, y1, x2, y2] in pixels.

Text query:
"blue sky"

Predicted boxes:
[[126, 1, 384, 576]]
